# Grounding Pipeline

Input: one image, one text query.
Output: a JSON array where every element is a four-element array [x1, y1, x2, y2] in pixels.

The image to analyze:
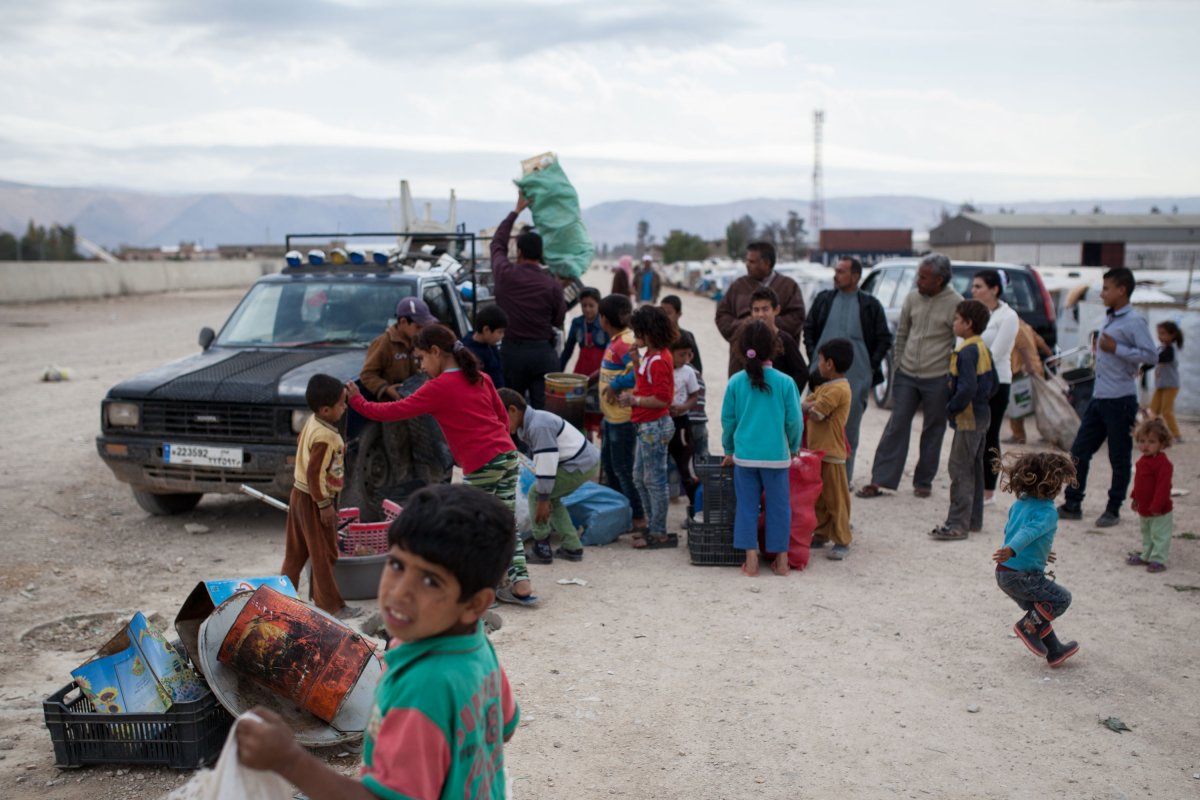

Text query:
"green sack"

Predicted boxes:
[[515, 162, 594, 280]]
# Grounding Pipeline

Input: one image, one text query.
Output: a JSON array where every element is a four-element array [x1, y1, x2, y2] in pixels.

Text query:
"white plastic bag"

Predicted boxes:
[[1030, 374, 1079, 451], [1006, 375, 1034, 420], [163, 712, 292, 800]]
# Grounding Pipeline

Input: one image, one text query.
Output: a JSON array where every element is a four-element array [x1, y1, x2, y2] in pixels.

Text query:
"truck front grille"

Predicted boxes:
[[139, 401, 284, 442]]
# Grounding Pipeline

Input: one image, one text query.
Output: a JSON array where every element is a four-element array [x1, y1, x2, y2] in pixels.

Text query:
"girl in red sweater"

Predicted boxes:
[[619, 305, 677, 549], [1126, 417, 1174, 574], [347, 324, 537, 605]]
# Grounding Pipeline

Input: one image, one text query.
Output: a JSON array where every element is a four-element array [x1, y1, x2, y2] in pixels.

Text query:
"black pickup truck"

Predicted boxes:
[[97, 255, 477, 518]]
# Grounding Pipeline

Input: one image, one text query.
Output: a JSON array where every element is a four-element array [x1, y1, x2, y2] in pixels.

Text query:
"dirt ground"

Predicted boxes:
[[1, 276, 1198, 799]]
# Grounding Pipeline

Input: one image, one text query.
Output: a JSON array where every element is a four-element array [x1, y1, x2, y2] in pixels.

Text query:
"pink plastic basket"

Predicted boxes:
[[381, 499, 402, 522], [338, 521, 390, 557], [337, 507, 361, 530]]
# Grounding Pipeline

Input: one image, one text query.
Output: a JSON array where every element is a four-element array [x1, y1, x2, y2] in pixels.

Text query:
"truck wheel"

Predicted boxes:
[[132, 488, 203, 515], [872, 355, 894, 409], [341, 422, 394, 521]]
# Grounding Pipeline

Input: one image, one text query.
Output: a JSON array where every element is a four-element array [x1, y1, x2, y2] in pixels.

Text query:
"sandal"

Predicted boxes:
[[496, 586, 541, 607], [639, 533, 678, 550], [930, 527, 968, 541], [855, 484, 884, 499], [741, 561, 759, 577]]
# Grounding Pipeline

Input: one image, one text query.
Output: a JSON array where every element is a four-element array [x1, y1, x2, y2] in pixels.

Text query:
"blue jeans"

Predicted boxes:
[[995, 569, 1072, 620], [1063, 395, 1139, 514], [732, 465, 791, 553], [602, 420, 644, 520], [632, 416, 674, 535]]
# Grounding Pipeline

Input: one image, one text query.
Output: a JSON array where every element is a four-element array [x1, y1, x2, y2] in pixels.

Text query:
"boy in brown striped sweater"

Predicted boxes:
[[280, 373, 362, 619]]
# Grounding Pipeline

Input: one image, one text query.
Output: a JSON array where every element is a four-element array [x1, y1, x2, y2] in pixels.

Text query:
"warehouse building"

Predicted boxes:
[[929, 213, 1200, 269]]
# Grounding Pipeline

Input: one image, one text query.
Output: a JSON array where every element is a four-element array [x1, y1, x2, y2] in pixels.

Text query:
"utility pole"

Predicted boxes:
[[809, 110, 825, 250]]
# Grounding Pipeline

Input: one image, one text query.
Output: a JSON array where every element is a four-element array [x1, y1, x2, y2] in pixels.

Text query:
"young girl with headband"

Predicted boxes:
[[721, 320, 803, 576], [347, 323, 538, 606]]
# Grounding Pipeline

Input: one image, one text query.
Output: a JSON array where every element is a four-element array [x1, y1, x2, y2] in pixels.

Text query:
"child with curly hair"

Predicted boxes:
[[992, 451, 1080, 667], [1126, 417, 1174, 573]]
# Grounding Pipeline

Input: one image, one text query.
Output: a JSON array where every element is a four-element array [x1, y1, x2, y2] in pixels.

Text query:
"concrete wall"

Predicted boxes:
[[0, 260, 280, 304]]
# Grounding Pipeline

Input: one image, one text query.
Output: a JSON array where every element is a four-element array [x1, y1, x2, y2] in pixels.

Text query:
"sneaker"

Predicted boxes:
[[827, 544, 849, 560], [1126, 551, 1148, 566], [810, 536, 829, 549], [1146, 562, 1166, 573], [1057, 504, 1082, 520], [335, 604, 365, 620], [529, 539, 554, 564], [1094, 511, 1120, 528], [555, 546, 584, 562]]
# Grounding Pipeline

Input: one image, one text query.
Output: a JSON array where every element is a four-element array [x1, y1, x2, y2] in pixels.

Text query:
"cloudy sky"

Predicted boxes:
[[1, 0, 1197, 205]]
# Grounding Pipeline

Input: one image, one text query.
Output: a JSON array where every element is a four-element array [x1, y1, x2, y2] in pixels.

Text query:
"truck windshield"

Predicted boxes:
[[215, 281, 416, 347]]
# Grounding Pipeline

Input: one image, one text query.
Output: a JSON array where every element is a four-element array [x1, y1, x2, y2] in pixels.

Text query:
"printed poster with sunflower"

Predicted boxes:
[[71, 612, 206, 714]]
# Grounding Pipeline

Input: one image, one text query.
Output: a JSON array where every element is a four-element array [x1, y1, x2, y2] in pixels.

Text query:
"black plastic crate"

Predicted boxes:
[[686, 519, 742, 567], [43, 684, 233, 769], [693, 455, 736, 525]]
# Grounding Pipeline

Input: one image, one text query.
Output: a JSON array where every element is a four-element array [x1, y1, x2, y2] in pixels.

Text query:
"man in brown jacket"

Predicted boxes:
[[359, 297, 436, 400], [715, 241, 805, 376]]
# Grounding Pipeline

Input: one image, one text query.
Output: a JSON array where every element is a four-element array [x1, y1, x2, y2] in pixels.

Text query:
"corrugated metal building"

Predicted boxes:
[[929, 213, 1200, 269]]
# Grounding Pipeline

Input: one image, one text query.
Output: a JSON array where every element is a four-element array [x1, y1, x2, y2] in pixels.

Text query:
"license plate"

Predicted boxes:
[[163, 443, 244, 469]]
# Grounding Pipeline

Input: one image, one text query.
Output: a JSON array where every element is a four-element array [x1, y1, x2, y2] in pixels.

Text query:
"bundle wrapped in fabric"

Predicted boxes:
[[515, 155, 594, 280], [1030, 373, 1080, 451]]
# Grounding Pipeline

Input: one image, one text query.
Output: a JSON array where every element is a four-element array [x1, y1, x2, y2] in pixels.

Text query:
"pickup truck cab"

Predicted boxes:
[[97, 259, 472, 516]]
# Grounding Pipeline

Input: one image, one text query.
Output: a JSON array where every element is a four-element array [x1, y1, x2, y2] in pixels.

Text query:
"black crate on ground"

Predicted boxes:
[[43, 684, 233, 769], [693, 455, 736, 525], [687, 519, 742, 567]]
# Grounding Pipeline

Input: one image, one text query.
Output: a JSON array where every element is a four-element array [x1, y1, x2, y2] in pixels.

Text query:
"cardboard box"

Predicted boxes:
[[71, 612, 206, 714]]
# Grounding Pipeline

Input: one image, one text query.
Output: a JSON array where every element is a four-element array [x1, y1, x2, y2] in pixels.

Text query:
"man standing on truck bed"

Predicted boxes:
[[492, 192, 567, 409]]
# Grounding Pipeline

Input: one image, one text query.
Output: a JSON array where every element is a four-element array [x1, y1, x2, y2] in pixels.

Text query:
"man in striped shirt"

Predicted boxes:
[[500, 388, 600, 564]]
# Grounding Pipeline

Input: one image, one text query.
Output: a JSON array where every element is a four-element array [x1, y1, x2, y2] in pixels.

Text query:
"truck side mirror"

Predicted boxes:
[[198, 327, 215, 350]]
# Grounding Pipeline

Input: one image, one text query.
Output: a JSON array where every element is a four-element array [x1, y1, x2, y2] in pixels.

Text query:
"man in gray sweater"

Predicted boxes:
[[858, 253, 962, 499], [500, 388, 601, 564]]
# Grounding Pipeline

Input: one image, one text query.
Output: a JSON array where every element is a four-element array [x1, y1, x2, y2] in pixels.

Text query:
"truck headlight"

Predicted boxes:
[[291, 410, 310, 433], [106, 402, 140, 427]]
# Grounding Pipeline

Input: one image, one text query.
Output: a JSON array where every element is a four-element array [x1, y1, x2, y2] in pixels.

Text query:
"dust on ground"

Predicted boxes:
[[1, 278, 1197, 799]]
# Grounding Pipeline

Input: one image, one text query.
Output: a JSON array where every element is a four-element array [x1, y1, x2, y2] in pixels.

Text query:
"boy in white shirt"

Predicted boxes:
[[668, 338, 701, 508]]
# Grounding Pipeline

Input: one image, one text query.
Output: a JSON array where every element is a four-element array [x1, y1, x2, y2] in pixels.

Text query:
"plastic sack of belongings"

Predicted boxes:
[[515, 152, 594, 280]]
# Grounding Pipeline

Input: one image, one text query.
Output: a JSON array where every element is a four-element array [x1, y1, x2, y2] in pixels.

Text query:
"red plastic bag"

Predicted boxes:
[[756, 450, 825, 570]]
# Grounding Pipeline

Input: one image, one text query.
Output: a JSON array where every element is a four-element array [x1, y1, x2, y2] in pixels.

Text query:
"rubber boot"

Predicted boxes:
[[1014, 611, 1049, 657], [1044, 629, 1079, 667]]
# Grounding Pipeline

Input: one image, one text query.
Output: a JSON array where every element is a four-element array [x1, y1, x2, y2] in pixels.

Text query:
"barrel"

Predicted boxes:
[[544, 372, 587, 431]]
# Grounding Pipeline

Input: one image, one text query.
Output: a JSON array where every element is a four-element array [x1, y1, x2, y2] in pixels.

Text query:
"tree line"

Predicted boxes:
[[614, 212, 809, 265], [0, 221, 82, 261]]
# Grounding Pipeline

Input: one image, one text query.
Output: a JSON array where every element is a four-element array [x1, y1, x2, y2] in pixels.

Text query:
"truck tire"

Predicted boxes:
[[132, 488, 203, 515], [872, 354, 894, 409], [341, 421, 395, 521]]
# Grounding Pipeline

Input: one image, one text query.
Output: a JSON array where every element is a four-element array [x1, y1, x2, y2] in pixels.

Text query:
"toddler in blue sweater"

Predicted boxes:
[[992, 451, 1080, 667]]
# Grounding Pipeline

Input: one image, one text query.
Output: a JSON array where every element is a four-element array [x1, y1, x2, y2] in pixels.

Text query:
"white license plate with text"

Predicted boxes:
[[163, 443, 243, 469]]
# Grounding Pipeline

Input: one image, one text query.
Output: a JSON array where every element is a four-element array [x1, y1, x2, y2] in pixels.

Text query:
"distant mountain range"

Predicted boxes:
[[1, 179, 1197, 251]]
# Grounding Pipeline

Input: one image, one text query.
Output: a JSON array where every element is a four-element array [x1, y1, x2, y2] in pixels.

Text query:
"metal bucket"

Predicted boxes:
[[545, 372, 587, 431]]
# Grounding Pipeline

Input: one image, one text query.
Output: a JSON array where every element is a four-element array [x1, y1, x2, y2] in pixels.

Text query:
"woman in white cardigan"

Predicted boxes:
[[972, 269, 1019, 503]]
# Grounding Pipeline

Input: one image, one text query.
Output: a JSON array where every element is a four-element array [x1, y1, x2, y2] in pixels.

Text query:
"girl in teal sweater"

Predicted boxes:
[[992, 451, 1080, 667], [721, 321, 803, 576]]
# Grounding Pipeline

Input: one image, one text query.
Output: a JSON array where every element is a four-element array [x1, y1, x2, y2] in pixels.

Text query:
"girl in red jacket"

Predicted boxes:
[[347, 324, 537, 605], [1126, 417, 1174, 574]]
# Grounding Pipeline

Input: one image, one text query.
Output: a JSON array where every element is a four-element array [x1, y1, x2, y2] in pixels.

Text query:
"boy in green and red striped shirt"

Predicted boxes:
[[238, 484, 519, 799]]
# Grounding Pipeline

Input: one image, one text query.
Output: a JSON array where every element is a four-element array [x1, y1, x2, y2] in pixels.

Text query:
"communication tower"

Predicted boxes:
[[810, 110, 825, 236]]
